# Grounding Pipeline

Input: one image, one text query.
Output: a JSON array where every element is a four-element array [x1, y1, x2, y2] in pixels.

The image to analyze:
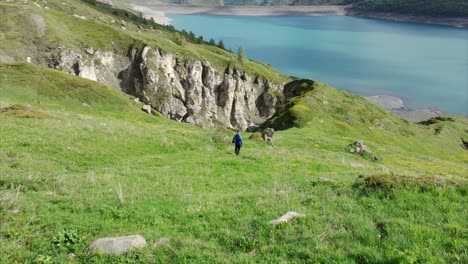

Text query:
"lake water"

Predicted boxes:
[[168, 14, 468, 115]]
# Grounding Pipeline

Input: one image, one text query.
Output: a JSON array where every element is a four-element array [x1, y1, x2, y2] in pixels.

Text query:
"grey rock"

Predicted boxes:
[[154, 237, 170, 247], [73, 14, 86, 20], [97, 0, 113, 5], [318, 177, 333, 182], [85, 47, 95, 55], [142, 104, 151, 114], [350, 162, 365, 168], [31, 14, 46, 37], [270, 211, 305, 225], [87, 235, 146, 255], [345, 140, 378, 161], [262, 128, 275, 144], [0, 50, 15, 62]]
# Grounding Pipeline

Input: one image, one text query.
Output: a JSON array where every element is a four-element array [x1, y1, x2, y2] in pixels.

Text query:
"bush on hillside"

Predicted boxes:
[[353, 174, 464, 196], [0, 104, 55, 119]]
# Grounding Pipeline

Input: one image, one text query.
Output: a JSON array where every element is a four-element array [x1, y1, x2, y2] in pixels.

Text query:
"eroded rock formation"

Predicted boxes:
[[45, 45, 285, 130]]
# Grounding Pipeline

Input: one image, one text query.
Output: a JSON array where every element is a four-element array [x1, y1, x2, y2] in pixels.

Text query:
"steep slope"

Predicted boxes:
[[261, 79, 468, 165], [263, 79, 414, 131], [0, 62, 140, 114], [1, 61, 467, 263], [0, 0, 290, 130]]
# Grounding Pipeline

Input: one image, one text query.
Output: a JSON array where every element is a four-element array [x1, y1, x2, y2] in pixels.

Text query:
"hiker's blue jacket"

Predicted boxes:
[[233, 134, 242, 146]]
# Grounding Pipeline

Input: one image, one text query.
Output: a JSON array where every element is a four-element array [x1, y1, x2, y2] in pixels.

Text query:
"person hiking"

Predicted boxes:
[[232, 130, 243, 156]]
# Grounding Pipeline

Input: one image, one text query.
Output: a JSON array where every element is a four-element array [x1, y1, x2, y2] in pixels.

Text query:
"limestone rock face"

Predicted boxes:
[[46, 47, 129, 89], [44, 45, 285, 130], [87, 235, 146, 255]]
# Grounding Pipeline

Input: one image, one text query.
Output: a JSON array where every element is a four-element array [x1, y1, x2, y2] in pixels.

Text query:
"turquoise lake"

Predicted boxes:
[[168, 14, 468, 115]]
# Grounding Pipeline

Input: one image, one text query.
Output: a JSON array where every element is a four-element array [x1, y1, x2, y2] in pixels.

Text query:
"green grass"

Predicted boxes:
[[1, 62, 467, 263], [0, 63, 138, 115], [0, 1, 466, 262]]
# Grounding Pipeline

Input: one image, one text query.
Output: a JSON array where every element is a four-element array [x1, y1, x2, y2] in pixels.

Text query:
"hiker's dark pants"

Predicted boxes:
[[235, 144, 242, 156]]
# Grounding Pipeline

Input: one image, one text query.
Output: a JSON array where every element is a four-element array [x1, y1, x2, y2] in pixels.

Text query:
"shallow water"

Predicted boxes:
[[169, 14, 468, 115]]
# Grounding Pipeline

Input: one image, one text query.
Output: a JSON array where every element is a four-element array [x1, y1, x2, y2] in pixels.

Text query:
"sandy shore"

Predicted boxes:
[[132, 4, 468, 28], [131, 5, 172, 25], [132, 4, 347, 25], [363, 95, 445, 122], [347, 10, 468, 28]]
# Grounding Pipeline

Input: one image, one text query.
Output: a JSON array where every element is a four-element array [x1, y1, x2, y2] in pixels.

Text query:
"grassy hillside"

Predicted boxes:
[[1, 0, 467, 263], [1, 62, 467, 262], [0, 0, 289, 83]]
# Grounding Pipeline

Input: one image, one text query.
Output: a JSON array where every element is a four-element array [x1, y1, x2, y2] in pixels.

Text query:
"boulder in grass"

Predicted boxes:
[[154, 237, 170, 247], [345, 140, 379, 161], [270, 211, 305, 225], [87, 235, 146, 255], [262, 128, 275, 145], [318, 177, 334, 183], [142, 104, 152, 114]]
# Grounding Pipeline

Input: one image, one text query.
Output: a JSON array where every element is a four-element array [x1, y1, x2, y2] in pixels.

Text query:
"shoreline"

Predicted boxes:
[[132, 4, 468, 28], [363, 95, 446, 123], [130, 4, 467, 121], [347, 10, 468, 28]]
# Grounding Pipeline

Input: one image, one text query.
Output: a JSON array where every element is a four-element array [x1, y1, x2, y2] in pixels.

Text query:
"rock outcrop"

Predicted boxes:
[[44, 45, 284, 130], [345, 140, 379, 161], [86, 235, 147, 255], [262, 127, 274, 144]]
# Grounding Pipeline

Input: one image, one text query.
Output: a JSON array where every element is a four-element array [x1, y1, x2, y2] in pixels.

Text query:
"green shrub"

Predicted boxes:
[[0, 104, 55, 119], [51, 229, 84, 252]]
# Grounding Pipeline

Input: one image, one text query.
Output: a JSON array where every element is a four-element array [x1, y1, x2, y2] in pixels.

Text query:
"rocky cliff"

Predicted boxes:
[[43, 45, 284, 130]]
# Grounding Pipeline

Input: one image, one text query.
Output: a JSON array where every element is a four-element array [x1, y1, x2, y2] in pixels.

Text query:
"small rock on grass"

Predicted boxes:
[[154, 237, 170, 247], [350, 162, 365, 168], [142, 104, 151, 114], [87, 235, 146, 255], [270, 211, 305, 225], [318, 177, 334, 182]]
